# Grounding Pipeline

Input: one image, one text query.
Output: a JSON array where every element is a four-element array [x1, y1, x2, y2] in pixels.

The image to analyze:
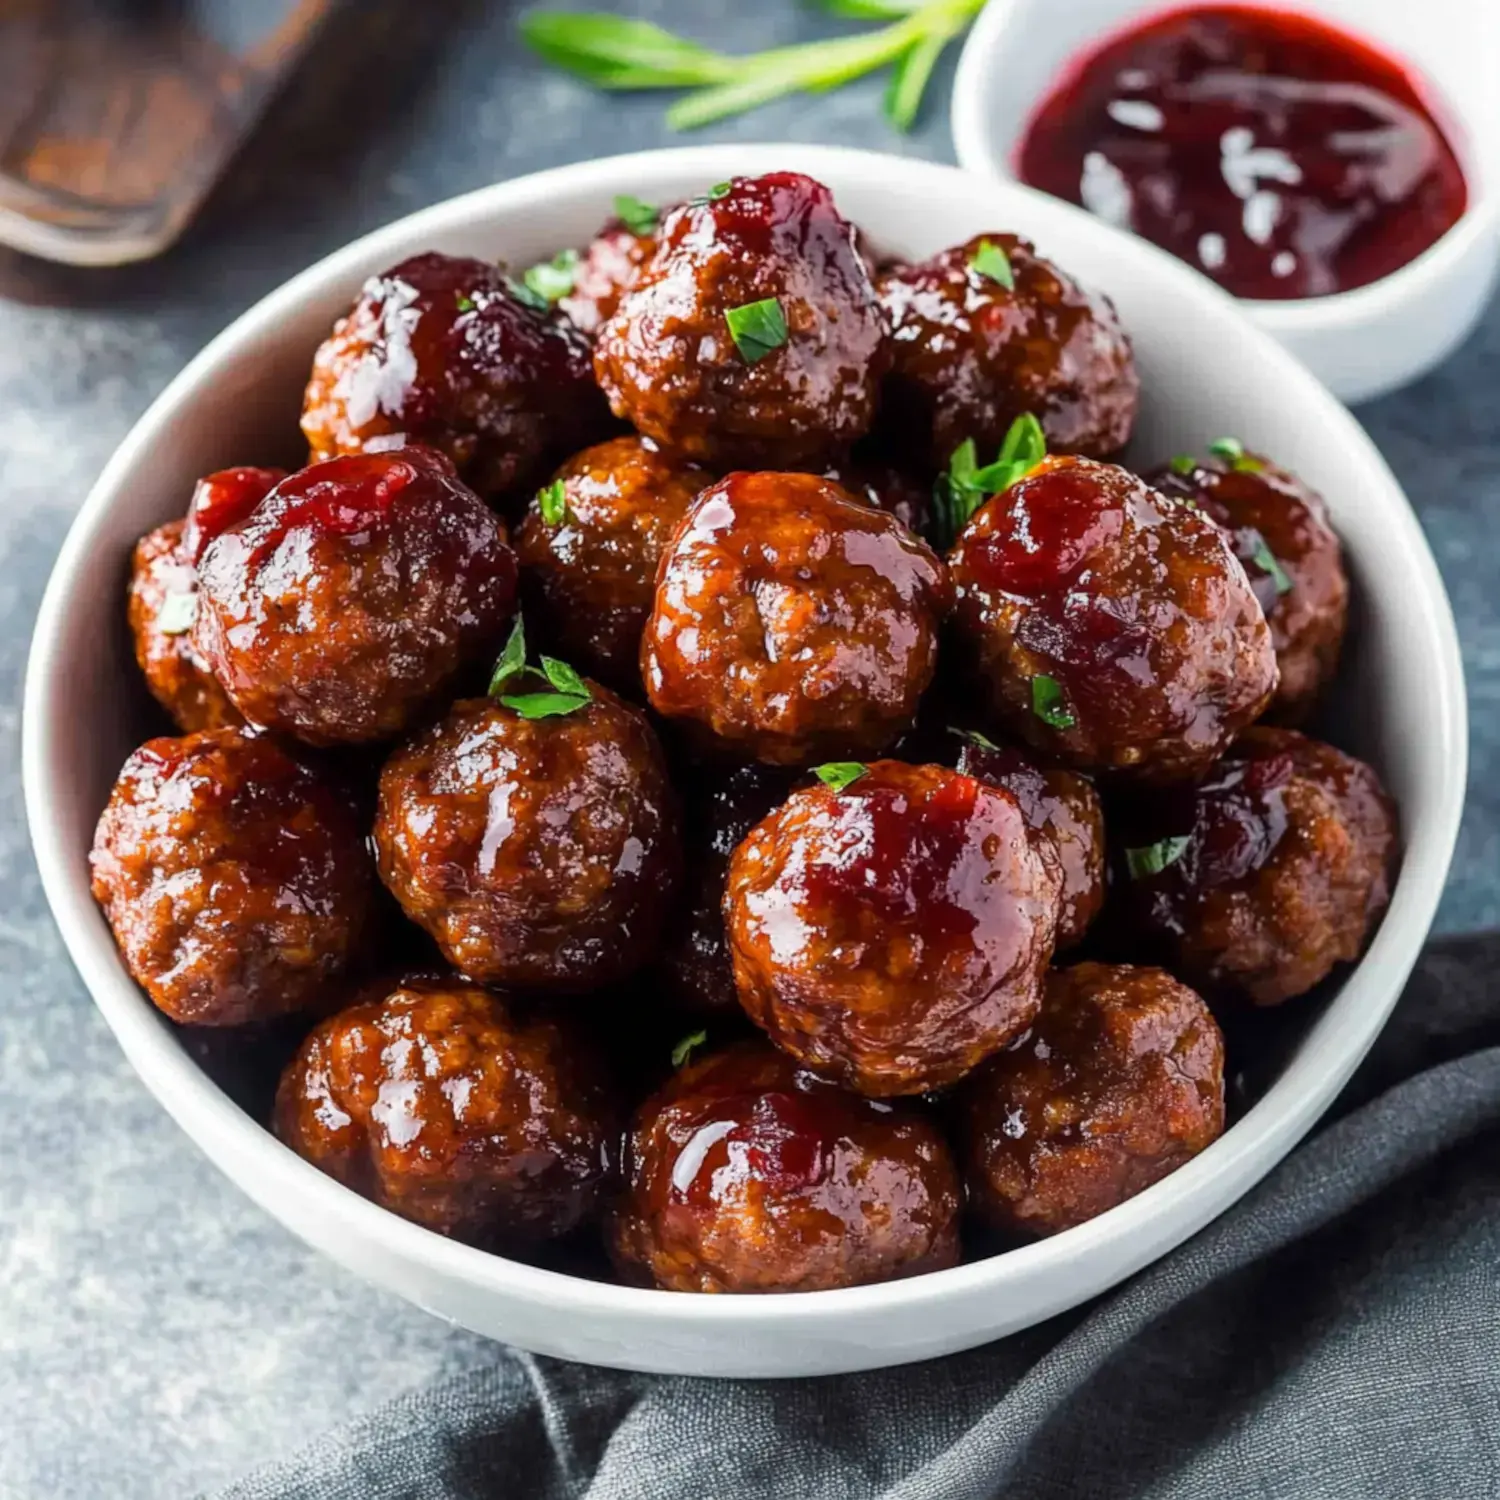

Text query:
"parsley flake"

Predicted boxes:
[[932, 412, 1047, 548], [1208, 436, 1244, 460], [155, 591, 197, 636], [488, 618, 529, 697], [814, 762, 868, 793], [1249, 535, 1294, 596], [523, 248, 581, 304], [506, 276, 552, 314], [671, 1029, 709, 1068], [969, 238, 1015, 290], [1125, 836, 1191, 879], [613, 194, 659, 235], [1168, 453, 1196, 476], [725, 297, 788, 364], [1030, 675, 1076, 730], [454, 292, 476, 313], [537, 479, 568, 526], [488, 618, 592, 718]]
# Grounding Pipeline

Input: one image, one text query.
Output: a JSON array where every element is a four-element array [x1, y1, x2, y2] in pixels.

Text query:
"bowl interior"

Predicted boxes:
[[23, 145, 1466, 1373]]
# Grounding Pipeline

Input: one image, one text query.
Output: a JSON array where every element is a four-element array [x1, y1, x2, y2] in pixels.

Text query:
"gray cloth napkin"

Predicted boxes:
[[217, 934, 1500, 1500]]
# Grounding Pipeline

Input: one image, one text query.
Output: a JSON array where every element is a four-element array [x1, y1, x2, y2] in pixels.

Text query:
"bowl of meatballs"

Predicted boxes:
[[24, 145, 1464, 1377]]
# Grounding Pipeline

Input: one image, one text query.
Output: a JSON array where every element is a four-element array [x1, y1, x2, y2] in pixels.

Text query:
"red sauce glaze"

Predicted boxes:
[[183, 466, 287, 565], [1017, 5, 1467, 298]]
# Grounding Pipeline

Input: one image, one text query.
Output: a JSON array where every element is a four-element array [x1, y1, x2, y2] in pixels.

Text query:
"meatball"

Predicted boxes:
[[558, 216, 657, 336], [642, 472, 951, 766], [275, 979, 615, 1246], [878, 234, 1139, 465], [726, 760, 1061, 1096], [949, 456, 1278, 782], [594, 172, 888, 469], [659, 764, 792, 1014], [300, 251, 609, 499], [194, 448, 518, 746], [959, 963, 1225, 1238], [90, 726, 375, 1026], [953, 734, 1104, 948], [609, 1040, 960, 1292], [1121, 727, 1398, 1005], [127, 521, 243, 733], [513, 436, 709, 690], [374, 685, 680, 991], [1150, 449, 1348, 724]]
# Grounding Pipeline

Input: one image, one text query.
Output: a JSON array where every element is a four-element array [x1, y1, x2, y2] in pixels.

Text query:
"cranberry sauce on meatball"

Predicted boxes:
[[182, 465, 288, 565], [642, 472, 951, 766], [659, 764, 792, 1014], [127, 521, 243, 734], [194, 448, 518, 746], [610, 1040, 960, 1292], [1150, 448, 1348, 724], [276, 979, 616, 1247], [878, 234, 1139, 466], [558, 211, 659, 336], [514, 436, 709, 691], [301, 251, 609, 499], [90, 726, 376, 1026], [726, 760, 1061, 1096], [374, 683, 680, 991], [1120, 727, 1398, 1006], [959, 963, 1225, 1238], [949, 456, 1278, 782], [953, 735, 1104, 949], [594, 172, 888, 470]]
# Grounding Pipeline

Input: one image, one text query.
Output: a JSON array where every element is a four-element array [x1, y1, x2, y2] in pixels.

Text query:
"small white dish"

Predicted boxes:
[[23, 144, 1466, 1377], [951, 0, 1500, 403]]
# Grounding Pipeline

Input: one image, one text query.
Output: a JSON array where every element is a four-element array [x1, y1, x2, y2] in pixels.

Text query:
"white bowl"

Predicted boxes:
[[23, 144, 1467, 1377], [950, 0, 1500, 404]]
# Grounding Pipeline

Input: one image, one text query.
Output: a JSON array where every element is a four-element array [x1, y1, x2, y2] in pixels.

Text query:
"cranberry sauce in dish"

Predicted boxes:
[[1016, 4, 1467, 299]]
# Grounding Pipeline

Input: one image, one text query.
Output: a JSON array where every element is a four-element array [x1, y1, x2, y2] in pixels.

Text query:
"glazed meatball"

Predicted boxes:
[[182, 465, 288, 564], [127, 521, 243, 733], [949, 456, 1278, 782], [610, 1040, 960, 1292], [594, 172, 888, 469], [643, 472, 951, 766], [513, 436, 709, 690], [659, 764, 792, 1014], [301, 251, 609, 498], [194, 448, 518, 746], [953, 735, 1104, 948], [959, 963, 1225, 1238], [1151, 449, 1348, 723], [558, 215, 657, 336], [374, 686, 680, 991], [726, 760, 1061, 1096], [90, 726, 375, 1026], [1121, 727, 1398, 1005], [878, 234, 1139, 465], [275, 979, 615, 1246]]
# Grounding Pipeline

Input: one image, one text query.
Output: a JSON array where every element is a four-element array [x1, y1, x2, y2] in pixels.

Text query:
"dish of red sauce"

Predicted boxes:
[[1016, 4, 1468, 299]]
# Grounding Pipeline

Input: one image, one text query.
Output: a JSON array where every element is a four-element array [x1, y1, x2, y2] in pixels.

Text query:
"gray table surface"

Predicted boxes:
[[1, 5, 1496, 1497]]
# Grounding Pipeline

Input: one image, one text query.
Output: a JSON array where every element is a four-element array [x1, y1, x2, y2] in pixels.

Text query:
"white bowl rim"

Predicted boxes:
[[22, 142, 1468, 1343], [948, 0, 1500, 330]]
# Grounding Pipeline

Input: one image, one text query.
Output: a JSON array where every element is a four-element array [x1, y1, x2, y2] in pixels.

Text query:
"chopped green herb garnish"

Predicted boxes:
[[498, 690, 593, 718], [488, 618, 529, 697], [455, 292, 476, 313], [1208, 436, 1244, 461], [518, 2, 987, 134], [613, 193, 659, 235], [706, 180, 731, 199], [506, 276, 552, 314], [1250, 535, 1294, 596], [539, 655, 589, 696], [814, 762, 868, 793], [523, 247, 581, 304], [948, 725, 1002, 752], [1030, 675, 1076, 731], [968, 238, 1014, 290], [671, 1029, 709, 1068], [1169, 453, 1197, 476], [537, 479, 568, 526], [932, 412, 1047, 548], [1125, 836, 1191, 879], [489, 617, 593, 717], [1231, 453, 1265, 474], [155, 591, 197, 636], [724, 297, 788, 364]]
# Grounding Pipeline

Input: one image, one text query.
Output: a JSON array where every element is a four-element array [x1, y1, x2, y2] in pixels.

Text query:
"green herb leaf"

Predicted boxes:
[[537, 479, 568, 525], [499, 690, 591, 719], [707, 180, 731, 199], [1231, 453, 1265, 474], [613, 193, 659, 235], [488, 618, 529, 697], [455, 292, 477, 313], [1169, 453, 1196, 476], [1125, 836, 1191, 879], [519, 11, 735, 88], [523, 248, 580, 303], [814, 762, 868, 793], [506, 276, 552, 314], [155, 591, 197, 636], [968, 237, 1015, 290], [725, 297, 788, 364], [1030, 674, 1076, 730], [948, 725, 1002, 751], [932, 413, 1048, 548], [1250, 535, 1295, 596], [671, 1029, 709, 1068], [1208, 436, 1245, 461], [540, 655, 589, 696]]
